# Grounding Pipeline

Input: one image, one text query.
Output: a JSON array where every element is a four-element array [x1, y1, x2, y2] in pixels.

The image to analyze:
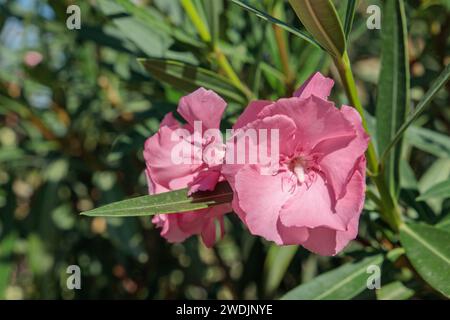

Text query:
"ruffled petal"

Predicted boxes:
[[314, 106, 369, 199], [259, 96, 356, 152], [293, 72, 334, 100], [279, 173, 347, 231], [234, 166, 293, 244], [178, 87, 227, 130]]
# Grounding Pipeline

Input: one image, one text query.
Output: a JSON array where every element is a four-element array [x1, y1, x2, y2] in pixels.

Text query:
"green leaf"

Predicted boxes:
[[138, 58, 248, 104], [376, 281, 414, 300], [98, 0, 170, 57], [112, 0, 205, 48], [400, 222, 450, 297], [417, 180, 450, 201], [376, 0, 409, 195], [437, 215, 450, 233], [281, 254, 383, 300], [343, 0, 358, 40], [405, 126, 450, 158], [203, 0, 222, 46], [80, 181, 233, 217], [0, 233, 16, 299], [382, 63, 450, 162], [263, 245, 298, 297], [288, 0, 346, 58], [230, 0, 322, 49]]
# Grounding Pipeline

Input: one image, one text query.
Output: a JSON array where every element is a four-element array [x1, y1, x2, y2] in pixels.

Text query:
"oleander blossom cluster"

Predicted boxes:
[[143, 72, 369, 256]]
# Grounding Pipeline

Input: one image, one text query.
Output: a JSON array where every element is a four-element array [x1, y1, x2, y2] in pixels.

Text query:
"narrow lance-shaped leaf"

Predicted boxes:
[[80, 181, 233, 217], [376, 281, 414, 300], [288, 0, 346, 58], [382, 63, 450, 162], [230, 0, 322, 49], [263, 245, 298, 297], [400, 222, 450, 298], [138, 58, 248, 104], [376, 0, 409, 195], [405, 125, 450, 158], [281, 254, 383, 300], [343, 0, 358, 40], [416, 180, 450, 201]]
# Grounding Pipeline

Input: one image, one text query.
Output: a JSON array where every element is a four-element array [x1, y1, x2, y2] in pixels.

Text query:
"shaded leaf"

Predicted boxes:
[[376, 0, 409, 194], [343, 0, 358, 40], [288, 0, 346, 57], [382, 63, 450, 161], [231, 0, 321, 49], [139, 58, 248, 104], [263, 245, 298, 297]]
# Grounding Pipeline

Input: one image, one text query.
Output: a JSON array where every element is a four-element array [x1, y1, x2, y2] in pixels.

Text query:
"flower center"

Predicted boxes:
[[293, 158, 307, 183], [288, 155, 318, 187]]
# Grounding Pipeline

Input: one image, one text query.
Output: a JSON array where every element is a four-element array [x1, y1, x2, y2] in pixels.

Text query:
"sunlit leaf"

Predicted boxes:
[[417, 180, 450, 201], [81, 181, 233, 217], [376, 281, 414, 300], [281, 254, 383, 300]]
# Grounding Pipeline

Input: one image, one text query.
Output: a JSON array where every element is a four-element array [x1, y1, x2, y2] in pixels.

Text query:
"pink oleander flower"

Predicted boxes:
[[143, 88, 231, 247], [222, 72, 369, 256], [24, 51, 43, 67]]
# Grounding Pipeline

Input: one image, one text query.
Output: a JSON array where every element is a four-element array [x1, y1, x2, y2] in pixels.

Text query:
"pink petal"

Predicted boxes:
[[178, 210, 209, 234], [160, 112, 179, 128], [24, 51, 43, 67], [314, 106, 369, 199], [201, 218, 217, 248], [152, 214, 190, 243], [279, 173, 347, 231], [277, 220, 310, 244], [233, 100, 272, 129], [301, 159, 366, 256], [300, 227, 339, 256], [178, 87, 227, 130], [144, 125, 199, 190], [234, 166, 293, 244], [188, 170, 221, 195], [293, 72, 334, 100], [225, 114, 297, 170], [259, 96, 356, 151]]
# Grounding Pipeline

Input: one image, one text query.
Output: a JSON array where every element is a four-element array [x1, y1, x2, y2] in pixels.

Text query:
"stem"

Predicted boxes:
[[271, 3, 294, 92], [181, 0, 253, 101], [181, 0, 211, 43], [334, 52, 403, 231], [334, 52, 378, 175], [214, 47, 253, 100]]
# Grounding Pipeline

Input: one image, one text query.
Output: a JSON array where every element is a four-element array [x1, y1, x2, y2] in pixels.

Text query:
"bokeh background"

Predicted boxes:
[[0, 0, 449, 299]]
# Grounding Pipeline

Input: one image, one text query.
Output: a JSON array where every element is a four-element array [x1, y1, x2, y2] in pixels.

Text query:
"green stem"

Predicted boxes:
[[271, 3, 294, 92], [334, 53, 378, 175], [181, 0, 211, 43], [181, 0, 253, 101], [214, 47, 253, 100], [334, 52, 403, 231]]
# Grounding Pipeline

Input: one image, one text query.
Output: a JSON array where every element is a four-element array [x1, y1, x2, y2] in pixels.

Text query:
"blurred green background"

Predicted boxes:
[[0, 0, 449, 299]]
